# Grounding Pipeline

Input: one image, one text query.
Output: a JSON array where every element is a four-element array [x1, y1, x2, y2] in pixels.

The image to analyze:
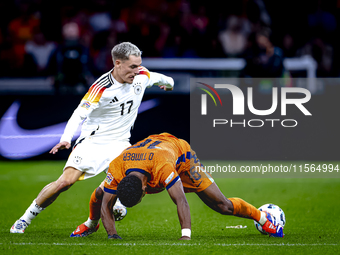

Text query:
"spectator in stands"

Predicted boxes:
[[296, 37, 334, 77], [242, 28, 285, 78], [7, 2, 40, 75], [0, 0, 338, 78], [24, 28, 57, 76], [53, 22, 92, 95], [218, 15, 250, 58], [88, 0, 113, 34], [281, 33, 297, 58], [89, 30, 117, 77], [246, 0, 271, 31], [307, 0, 337, 46]]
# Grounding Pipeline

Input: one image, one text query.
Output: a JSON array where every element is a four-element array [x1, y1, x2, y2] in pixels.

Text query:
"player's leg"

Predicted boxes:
[[69, 138, 130, 237], [70, 181, 104, 237], [88, 183, 104, 223], [70, 180, 127, 237], [10, 167, 82, 233], [196, 183, 283, 237], [196, 183, 260, 219], [36, 167, 83, 207], [181, 144, 283, 237], [84, 181, 126, 223]]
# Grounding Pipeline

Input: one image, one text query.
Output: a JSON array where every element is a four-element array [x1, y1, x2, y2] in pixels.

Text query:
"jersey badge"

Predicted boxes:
[[134, 85, 142, 95], [165, 172, 175, 185], [73, 156, 82, 165], [105, 173, 114, 185], [81, 101, 91, 109]]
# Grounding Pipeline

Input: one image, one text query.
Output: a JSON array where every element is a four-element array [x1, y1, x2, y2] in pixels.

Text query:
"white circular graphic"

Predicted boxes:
[[73, 156, 82, 165], [134, 85, 142, 95]]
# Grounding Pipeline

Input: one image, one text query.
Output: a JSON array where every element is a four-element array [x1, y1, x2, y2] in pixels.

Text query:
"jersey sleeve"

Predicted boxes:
[[103, 158, 126, 194], [59, 82, 104, 143], [103, 172, 119, 194], [59, 106, 87, 143], [138, 66, 174, 89], [158, 163, 180, 191]]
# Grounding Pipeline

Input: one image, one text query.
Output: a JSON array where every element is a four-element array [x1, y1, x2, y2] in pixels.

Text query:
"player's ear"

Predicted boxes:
[[141, 182, 147, 191], [115, 59, 121, 68]]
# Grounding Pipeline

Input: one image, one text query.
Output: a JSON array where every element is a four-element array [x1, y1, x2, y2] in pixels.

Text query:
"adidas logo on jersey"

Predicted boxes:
[[110, 97, 119, 103]]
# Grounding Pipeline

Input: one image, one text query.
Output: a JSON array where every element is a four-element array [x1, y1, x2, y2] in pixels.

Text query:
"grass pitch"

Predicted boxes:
[[1, 160, 339, 254]]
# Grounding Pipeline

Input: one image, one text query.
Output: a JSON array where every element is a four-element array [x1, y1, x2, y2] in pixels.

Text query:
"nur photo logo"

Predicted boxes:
[[196, 81, 312, 128], [198, 82, 223, 115]]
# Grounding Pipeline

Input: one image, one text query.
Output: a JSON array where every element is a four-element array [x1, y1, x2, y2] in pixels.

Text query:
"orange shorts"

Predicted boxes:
[[179, 154, 215, 193], [170, 140, 214, 193]]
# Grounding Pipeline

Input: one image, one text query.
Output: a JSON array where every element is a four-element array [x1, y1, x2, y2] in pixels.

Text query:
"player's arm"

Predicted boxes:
[[159, 85, 173, 91], [101, 191, 122, 239], [150, 71, 174, 91], [167, 179, 191, 240], [139, 66, 174, 91], [50, 85, 101, 154], [49, 106, 87, 154]]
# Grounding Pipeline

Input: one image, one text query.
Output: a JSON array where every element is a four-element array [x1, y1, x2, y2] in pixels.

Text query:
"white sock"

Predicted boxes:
[[84, 217, 99, 228], [258, 211, 267, 225], [21, 199, 45, 224]]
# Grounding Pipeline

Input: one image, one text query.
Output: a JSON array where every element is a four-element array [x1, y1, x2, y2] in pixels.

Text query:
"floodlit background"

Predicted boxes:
[[1, 0, 339, 160], [0, 1, 339, 254]]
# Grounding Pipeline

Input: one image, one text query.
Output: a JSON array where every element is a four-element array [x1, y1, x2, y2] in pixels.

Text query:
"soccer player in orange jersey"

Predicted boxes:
[[100, 133, 284, 240]]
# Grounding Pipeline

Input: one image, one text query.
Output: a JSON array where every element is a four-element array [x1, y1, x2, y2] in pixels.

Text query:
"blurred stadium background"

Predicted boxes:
[[0, 0, 339, 161]]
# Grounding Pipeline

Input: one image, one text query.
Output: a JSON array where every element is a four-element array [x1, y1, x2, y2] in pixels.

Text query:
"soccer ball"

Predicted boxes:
[[254, 203, 286, 234], [113, 204, 127, 221]]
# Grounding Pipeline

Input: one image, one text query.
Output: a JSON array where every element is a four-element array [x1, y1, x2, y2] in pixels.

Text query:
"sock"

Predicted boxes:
[[84, 217, 99, 228], [228, 197, 261, 222], [258, 211, 268, 225], [21, 199, 45, 224], [84, 188, 102, 228]]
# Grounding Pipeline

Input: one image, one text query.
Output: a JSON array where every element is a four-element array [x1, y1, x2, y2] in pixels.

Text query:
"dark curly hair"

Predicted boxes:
[[117, 174, 144, 207]]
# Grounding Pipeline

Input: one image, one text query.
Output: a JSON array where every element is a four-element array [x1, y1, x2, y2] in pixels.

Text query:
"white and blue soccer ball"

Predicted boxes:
[[113, 204, 127, 221], [254, 203, 286, 234]]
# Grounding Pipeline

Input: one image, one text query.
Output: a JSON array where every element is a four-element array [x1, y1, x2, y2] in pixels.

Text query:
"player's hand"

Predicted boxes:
[[179, 236, 191, 240], [49, 141, 71, 154], [159, 85, 173, 91]]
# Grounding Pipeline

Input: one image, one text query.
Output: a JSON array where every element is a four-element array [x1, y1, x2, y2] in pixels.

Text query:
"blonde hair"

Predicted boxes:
[[111, 42, 141, 62]]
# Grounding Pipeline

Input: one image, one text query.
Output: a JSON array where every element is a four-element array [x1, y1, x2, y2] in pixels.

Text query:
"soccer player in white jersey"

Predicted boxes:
[[10, 42, 174, 235]]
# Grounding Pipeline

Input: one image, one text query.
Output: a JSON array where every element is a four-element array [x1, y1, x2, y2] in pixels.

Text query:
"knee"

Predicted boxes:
[[95, 186, 104, 200], [218, 199, 234, 215], [55, 179, 74, 192]]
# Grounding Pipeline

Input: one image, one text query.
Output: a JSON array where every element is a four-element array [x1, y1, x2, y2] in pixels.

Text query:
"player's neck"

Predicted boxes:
[[111, 69, 124, 84], [130, 172, 148, 189]]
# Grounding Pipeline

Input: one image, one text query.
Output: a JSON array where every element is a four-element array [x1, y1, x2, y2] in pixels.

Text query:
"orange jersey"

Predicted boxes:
[[104, 133, 214, 195]]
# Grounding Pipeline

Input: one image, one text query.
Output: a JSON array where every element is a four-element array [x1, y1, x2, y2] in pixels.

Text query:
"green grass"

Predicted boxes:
[[1, 160, 339, 254]]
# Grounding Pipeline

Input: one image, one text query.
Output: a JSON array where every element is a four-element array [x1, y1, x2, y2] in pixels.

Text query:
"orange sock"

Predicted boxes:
[[89, 188, 102, 221], [228, 197, 261, 222]]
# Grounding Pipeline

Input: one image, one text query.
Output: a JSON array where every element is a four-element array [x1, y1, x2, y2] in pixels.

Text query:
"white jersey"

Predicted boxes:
[[60, 66, 174, 143]]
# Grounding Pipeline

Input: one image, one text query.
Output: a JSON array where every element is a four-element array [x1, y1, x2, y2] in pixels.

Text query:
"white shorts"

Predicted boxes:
[[64, 136, 131, 180]]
